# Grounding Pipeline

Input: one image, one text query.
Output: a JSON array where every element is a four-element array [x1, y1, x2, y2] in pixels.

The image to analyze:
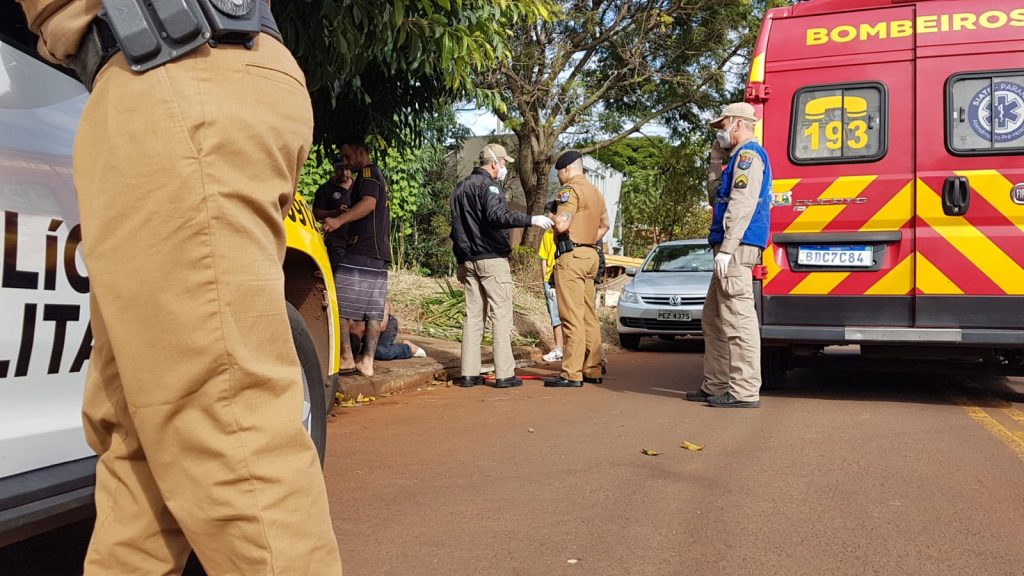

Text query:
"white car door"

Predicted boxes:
[[0, 36, 93, 478]]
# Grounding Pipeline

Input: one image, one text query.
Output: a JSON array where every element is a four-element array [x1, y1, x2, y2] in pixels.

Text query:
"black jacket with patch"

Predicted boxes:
[[449, 167, 531, 263]]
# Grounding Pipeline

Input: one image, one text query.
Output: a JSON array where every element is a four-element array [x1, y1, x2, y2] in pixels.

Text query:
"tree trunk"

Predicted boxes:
[[521, 157, 555, 249], [515, 129, 555, 249]]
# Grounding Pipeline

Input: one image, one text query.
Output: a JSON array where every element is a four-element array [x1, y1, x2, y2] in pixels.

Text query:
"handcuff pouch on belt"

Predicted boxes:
[[98, 0, 261, 72], [554, 235, 575, 259], [73, 0, 279, 91]]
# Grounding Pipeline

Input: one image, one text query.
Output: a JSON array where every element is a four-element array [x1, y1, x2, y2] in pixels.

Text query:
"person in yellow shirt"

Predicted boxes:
[[537, 202, 564, 362]]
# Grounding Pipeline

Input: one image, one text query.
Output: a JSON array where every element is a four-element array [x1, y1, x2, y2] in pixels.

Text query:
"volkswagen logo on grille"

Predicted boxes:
[[669, 295, 683, 306]]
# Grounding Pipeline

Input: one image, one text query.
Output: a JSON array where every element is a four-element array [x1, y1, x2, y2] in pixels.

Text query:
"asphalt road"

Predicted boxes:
[[4, 340, 1024, 576]]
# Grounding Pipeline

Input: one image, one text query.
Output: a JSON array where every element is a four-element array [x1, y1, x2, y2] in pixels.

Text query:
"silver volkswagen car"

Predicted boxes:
[[616, 239, 713, 349]]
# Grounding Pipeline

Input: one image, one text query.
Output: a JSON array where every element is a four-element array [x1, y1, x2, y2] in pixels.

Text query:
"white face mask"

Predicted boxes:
[[488, 149, 508, 181], [715, 121, 734, 149]]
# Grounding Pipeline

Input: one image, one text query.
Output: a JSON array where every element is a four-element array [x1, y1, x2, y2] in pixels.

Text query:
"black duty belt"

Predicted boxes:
[[70, 0, 283, 92]]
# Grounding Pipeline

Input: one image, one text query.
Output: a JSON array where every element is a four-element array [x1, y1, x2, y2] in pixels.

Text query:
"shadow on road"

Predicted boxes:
[[597, 337, 1023, 408]]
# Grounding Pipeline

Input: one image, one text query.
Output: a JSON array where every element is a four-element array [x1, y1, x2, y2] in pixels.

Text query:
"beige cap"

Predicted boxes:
[[709, 102, 758, 129], [480, 143, 515, 163]]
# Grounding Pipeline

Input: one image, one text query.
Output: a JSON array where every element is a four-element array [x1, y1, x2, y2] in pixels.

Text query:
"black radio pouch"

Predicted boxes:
[[100, 0, 262, 73], [555, 235, 575, 259]]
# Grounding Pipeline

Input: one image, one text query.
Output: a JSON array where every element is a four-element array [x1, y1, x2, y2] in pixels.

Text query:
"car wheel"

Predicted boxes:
[[619, 333, 641, 350], [761, 346, 790, 391], [287, 302, 328, 464]]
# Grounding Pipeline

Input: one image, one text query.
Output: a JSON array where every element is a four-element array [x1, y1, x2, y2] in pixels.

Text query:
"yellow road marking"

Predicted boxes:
[[1004, 406, 1024, 427], [918, 179, 1024, 294], [916, 252, 964, 295], [951, 394, 1024, 464], [785, 175, 877, 233], [865, 255, 914, 295]]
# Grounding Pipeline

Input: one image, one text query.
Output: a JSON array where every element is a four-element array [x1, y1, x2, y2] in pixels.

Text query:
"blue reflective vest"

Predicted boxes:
[[708, 140, 773, 249]]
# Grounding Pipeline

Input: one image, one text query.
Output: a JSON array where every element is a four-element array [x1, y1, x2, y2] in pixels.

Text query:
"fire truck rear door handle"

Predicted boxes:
[[942, 176, 971, 216]]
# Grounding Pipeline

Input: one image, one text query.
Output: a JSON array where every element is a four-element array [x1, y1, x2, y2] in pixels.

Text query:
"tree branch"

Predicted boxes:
[[575, 100, 689, 156]]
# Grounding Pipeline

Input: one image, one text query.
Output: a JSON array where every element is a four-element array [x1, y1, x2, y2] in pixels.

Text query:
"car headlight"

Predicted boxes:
[[620, 289, 639, 304]]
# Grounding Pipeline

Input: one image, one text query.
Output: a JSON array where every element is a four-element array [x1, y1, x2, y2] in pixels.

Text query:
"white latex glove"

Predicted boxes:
[[714, 252, 732, 277], [531, 215, 554, 230]]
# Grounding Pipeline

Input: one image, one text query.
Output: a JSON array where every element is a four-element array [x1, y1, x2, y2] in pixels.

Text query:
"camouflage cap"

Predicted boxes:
[[480, 143, 515, 163], [709, 102, 758, 129]]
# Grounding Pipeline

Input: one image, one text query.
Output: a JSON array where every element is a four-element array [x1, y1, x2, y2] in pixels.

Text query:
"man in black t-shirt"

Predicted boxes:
[[323, 139, 392, 377], [312, 160, 353, 266]]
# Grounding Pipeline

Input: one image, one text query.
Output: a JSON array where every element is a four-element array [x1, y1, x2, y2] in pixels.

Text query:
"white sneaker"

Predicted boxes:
[[543, 349, 563, 362]]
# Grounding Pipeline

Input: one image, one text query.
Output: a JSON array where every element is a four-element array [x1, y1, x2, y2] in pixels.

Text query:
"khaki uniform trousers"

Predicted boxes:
[[461, 258, 516, 379], [555, 248, 602, 381], [74, 37, 342, 574], [701, 244, 762, 402]]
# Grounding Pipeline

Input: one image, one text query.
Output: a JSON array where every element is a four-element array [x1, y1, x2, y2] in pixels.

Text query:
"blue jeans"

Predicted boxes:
[[355, 316, 411, 360], [545, 281, 561, 327]]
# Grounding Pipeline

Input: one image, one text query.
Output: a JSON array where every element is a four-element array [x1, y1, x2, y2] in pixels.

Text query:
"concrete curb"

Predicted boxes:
[[336, 341, 541, 401]]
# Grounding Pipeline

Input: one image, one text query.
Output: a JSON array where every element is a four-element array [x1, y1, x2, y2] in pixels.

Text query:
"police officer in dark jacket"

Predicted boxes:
[[450, 144, 553, 388]]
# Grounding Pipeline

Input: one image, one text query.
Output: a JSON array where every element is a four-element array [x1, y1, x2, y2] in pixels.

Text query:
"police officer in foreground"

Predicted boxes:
[[543, 151, 609, 388], [450, 143, 553, 388], [15, 0, 342, 573], [685, 102, 773, 408]]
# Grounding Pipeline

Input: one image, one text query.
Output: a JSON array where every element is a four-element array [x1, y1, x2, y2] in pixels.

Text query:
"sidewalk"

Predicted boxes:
[[335, 334, 542, 401]]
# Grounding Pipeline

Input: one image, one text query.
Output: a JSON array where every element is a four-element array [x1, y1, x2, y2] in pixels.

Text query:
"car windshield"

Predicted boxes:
[[642, 244, 714, 272]]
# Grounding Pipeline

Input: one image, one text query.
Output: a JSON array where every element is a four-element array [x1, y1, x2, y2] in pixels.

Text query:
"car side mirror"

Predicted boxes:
[[625, 267, 637, 277]]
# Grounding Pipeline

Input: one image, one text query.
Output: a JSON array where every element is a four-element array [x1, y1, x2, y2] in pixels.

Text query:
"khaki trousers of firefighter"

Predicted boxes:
[[461, 258, 516, 379], [74, 37, 342, 575], [555, 248, 602, 381], [701, 244, 762, 402]]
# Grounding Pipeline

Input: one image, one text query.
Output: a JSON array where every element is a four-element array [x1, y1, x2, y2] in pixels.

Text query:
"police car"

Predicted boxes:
[[0, 21, 341, 547]]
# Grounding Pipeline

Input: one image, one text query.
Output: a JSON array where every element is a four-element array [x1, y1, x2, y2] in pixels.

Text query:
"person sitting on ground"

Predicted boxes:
[[349, 301, 426, 361]]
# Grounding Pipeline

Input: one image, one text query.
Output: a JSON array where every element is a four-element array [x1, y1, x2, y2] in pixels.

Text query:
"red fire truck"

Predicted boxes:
[[748, 0, 1024, 386]]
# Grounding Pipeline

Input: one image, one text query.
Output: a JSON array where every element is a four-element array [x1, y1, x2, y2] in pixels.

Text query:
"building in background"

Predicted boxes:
[[450, 136, 624, 253]]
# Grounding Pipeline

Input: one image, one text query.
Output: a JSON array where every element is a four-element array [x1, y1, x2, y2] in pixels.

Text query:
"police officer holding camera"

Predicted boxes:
[[543, 151, 608, 388], [15, 0, 342, 572]]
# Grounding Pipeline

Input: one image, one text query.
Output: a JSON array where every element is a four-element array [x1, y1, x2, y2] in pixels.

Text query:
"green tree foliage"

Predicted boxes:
[[476, 0, 787, 247], [272, 0, 556, 145], [591, 136, 711, 258], [297, 111, 468, 275], [297, 145, 340, 203], [383, 111, 470, 274]]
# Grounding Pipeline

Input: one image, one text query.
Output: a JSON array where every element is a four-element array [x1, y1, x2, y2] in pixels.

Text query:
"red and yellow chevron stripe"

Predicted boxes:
[[764, 169, 1024, 297], [765, 175, 914, 296]]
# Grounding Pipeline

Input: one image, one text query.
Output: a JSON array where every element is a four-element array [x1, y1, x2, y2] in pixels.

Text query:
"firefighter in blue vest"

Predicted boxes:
[[686, 102, 773, 408]]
